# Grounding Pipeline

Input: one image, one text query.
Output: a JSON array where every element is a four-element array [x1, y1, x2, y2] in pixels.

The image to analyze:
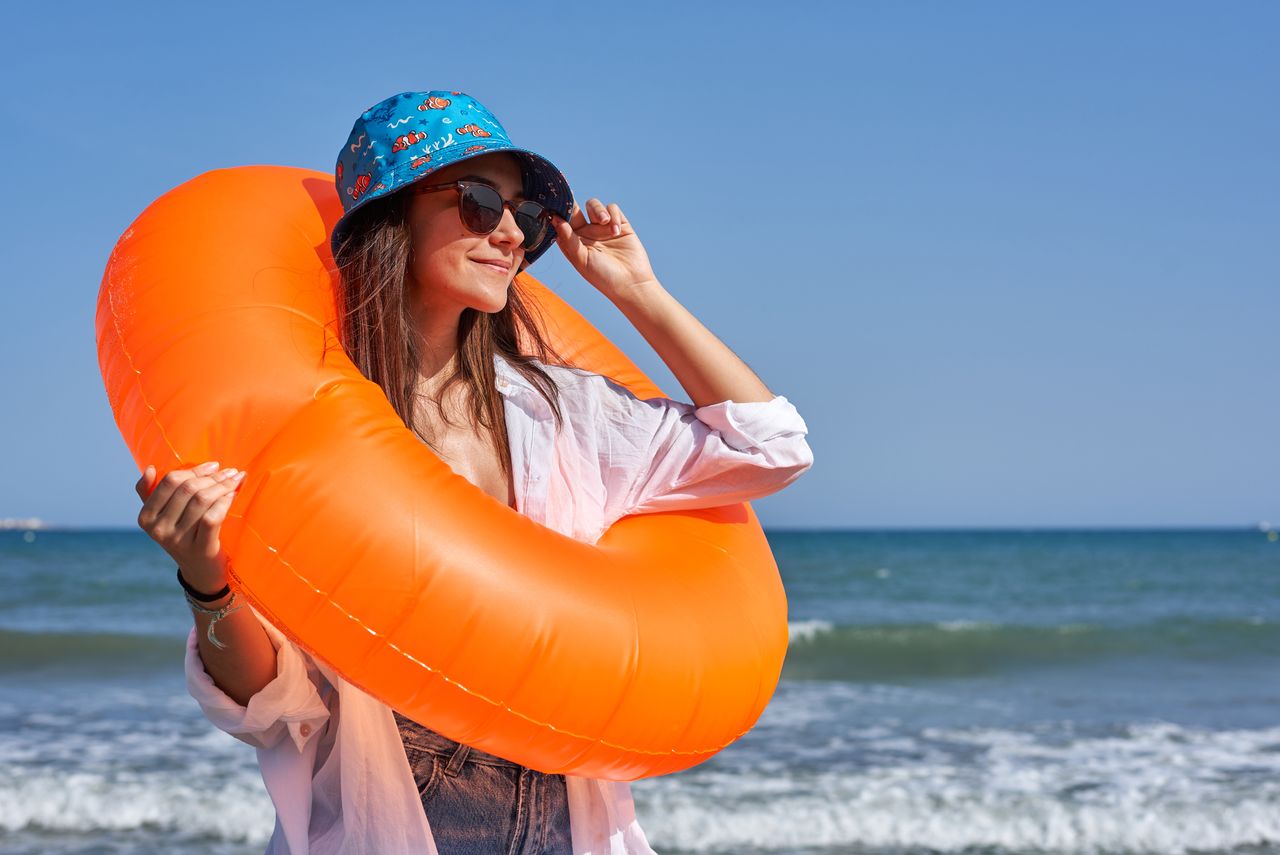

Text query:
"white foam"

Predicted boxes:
[[936, 619, 992, 631], [756, 678, 1017, 732], [787, 619, 834, 644], [0, 686, 277, 841], [637, 785, 1280, 852], [632, 721, 1280, 852], [0, 763, 273, 840], [5, 676, 1278, 852]]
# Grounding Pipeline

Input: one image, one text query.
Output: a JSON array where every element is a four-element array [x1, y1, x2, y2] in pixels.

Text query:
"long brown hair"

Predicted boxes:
[[332, 185, 572, 483]]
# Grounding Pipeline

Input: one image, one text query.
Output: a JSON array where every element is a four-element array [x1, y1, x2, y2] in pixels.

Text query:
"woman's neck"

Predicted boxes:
[[412, 325, 462, 399]]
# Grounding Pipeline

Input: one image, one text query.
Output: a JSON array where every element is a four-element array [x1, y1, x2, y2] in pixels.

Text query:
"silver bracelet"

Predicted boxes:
[[184, 588, 244, 650]]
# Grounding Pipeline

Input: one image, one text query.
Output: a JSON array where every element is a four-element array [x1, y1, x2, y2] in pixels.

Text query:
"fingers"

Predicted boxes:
[[137, 461, 219, 532], [587, 198, 611, 225], [134, 464, 157, 500], [192, 489, 239, 561], [605, 203, 627, 234], [136, 462, 245, 556], [173, 468, 245, 544], [552, 212, 578, 245], [584, 198, 626, 231], [562, 198, 628, 239]]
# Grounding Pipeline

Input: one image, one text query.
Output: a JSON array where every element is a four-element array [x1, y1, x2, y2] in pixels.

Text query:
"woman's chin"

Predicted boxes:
[[475, 291, 510, 314]]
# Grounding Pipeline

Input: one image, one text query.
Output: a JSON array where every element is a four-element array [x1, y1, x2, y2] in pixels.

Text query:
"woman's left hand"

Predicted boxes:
[[552, 198, 658, 300]]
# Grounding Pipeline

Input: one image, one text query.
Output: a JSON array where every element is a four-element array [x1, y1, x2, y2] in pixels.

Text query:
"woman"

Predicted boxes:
[[135, 91, 813, 854]]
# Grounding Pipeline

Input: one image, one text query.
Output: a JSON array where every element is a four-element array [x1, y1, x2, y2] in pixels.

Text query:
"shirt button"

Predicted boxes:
[[299, 723, 312, 737]]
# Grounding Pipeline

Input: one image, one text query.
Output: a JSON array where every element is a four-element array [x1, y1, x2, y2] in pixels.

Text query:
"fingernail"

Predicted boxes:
[[612, 224, 621, 236], [216, 467, 239, 479], [232, 470, 248, 482], [195, 461, 219, 474]]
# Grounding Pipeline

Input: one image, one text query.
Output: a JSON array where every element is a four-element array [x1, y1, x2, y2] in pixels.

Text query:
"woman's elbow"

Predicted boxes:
[[731, 439, 815, 502], [759, 436, 814, 483]]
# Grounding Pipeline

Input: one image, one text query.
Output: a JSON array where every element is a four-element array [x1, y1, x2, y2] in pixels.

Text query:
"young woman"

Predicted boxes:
[[135, 91, 813, 854]]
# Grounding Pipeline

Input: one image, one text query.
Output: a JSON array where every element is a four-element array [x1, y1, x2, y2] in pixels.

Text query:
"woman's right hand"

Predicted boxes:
[[135, 461, 248, 593]]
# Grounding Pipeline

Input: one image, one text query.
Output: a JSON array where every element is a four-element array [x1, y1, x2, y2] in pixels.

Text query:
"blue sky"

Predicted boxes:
[[2, 1, 1275, 529]]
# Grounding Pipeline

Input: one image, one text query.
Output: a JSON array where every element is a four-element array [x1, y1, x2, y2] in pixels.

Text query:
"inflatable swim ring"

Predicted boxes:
[[95, 165, 788, 780]]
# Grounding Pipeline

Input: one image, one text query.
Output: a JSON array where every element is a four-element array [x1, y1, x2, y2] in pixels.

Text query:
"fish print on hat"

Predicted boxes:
[[331, 91, 574, 265]]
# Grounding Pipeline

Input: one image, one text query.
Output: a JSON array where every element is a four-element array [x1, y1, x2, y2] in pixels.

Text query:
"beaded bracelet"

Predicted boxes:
[[184, 589, 244, 650], [177, 567, 242, 650]]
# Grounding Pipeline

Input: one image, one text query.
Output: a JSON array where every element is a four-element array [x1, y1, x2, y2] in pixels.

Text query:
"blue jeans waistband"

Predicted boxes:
[[393, 710, 529, 769]]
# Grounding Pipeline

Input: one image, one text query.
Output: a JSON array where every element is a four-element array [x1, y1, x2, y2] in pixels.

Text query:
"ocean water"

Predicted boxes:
[[1, 528, 1277, 854]]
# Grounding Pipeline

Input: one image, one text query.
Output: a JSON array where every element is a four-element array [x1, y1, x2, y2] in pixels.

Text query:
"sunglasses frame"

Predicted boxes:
[[410, 179, 553, 250]]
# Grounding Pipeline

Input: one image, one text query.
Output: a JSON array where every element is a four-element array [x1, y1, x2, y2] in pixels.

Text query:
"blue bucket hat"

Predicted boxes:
[[331, 90, 573, 266]]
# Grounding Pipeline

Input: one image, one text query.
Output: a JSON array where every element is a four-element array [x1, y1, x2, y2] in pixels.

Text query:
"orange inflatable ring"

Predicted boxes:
[[95, 165, 788, 780]]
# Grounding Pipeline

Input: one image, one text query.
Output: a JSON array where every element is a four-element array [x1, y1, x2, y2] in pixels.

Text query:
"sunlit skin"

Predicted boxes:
[[404, 152, 528, 364]]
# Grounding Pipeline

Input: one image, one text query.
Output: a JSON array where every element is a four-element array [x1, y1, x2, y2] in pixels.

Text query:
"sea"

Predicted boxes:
[[1, 528, 1277, 854]]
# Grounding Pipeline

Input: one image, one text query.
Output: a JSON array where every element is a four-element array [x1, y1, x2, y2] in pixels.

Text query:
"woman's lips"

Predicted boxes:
[[473, 259, 510, 274]]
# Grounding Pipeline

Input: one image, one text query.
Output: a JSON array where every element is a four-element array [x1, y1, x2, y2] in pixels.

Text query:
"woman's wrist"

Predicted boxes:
[[177, 565, 232, 603], [603, 276, 664, 310]]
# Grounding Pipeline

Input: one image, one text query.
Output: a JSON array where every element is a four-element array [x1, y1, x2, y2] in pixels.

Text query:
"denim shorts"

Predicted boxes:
[[394, 710, 573, 855]]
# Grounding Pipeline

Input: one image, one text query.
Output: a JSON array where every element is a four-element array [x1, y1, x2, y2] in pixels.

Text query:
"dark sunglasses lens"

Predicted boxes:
[[458, 184, 504, 234], [456, 185, 549, 250], [514, 202, 549, 250]]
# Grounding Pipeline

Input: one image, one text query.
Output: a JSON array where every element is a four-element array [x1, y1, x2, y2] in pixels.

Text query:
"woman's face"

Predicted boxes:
[[404, 152, 529, 319]]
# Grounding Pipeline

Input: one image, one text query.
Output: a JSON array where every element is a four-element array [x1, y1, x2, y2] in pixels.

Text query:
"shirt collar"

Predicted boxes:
[[492, 352, 536, 398], [492, 353, 556, 421]]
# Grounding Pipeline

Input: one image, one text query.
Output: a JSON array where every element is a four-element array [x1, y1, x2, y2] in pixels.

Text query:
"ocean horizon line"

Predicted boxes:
[[7, 523, 1271, 534]]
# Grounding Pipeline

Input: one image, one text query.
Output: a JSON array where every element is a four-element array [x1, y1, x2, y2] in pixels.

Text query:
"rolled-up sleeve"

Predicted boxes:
[[184, 604, 332, 753], [594, 375, 814, 526]]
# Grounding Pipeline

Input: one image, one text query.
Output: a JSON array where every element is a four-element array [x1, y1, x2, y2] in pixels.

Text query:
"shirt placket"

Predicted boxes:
[[520, 404, 553, 524], [498, 374, 553, 523]]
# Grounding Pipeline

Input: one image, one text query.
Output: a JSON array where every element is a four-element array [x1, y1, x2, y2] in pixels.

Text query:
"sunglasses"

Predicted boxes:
[[412, 180, 554, 251]]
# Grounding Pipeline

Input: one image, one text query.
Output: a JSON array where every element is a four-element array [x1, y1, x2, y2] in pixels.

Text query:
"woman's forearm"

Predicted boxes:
[[607, 278, 774, 408], [190, 588, 279, 707]]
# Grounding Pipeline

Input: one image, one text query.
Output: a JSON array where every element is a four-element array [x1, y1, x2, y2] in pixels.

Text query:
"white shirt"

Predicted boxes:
[[185, 354, 814, 854]]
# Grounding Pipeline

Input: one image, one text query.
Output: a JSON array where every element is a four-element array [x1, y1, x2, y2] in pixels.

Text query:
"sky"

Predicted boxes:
[[2, 1, 1276, 529]]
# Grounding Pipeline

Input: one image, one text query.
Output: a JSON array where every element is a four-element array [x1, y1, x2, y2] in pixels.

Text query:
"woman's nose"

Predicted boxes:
[[490, 206, 525, 247]]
